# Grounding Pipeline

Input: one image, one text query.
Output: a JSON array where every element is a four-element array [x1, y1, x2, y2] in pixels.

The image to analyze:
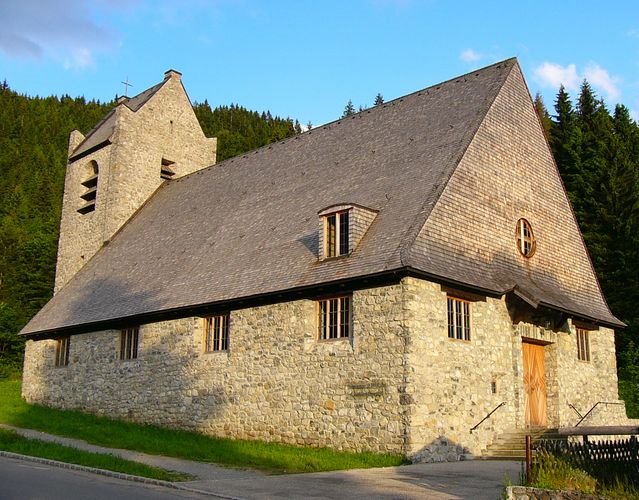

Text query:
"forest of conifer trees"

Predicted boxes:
[[0, 82, 301, 378], [0, 79, 637, 416]]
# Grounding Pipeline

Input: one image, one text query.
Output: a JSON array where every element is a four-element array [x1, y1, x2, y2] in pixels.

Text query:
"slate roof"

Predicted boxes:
[[69, 81, 165, 161], [21, 58, 622, 337]]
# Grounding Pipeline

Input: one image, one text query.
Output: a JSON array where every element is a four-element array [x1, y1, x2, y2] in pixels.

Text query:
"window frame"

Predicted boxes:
[[120, 327, 139, 361], [204, 313, 230, 352], [516, 218, 536, 258], [317, 295, 352, 341], [324, 209, 350, 258], [447, 296, 471, 341], [576, 328, 591, 362], [54, 336, 70, 367]]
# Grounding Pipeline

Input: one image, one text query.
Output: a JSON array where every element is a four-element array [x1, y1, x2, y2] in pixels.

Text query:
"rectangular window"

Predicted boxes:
[[447, 297, 471, 341], [324, 210, 350, 257], [55, 337, 70, 367], [318, 295, 351, 340], [120, 327, 139, 360], [576, 328, 590, 362], [204, 314, 230, 352], [339, 211, 350, 255]]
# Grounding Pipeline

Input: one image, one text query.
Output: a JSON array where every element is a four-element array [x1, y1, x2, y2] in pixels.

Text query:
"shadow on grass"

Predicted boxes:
[[0, 380, 406, 473], [0, 427, 191, 481]]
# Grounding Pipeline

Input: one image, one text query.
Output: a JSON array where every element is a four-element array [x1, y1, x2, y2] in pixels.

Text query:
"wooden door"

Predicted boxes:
[[523, 342, 547, 427]]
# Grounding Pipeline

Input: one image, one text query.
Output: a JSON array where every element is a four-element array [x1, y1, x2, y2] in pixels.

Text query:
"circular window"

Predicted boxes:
[[516, 219, 536, 258]]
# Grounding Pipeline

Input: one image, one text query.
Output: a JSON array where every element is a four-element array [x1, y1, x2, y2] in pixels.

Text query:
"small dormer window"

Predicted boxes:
[[318, 203, 378, 260], [325, 210, 350, 257]]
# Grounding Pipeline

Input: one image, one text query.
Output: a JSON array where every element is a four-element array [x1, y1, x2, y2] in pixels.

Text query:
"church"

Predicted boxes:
[[20, 59, 629, 462]]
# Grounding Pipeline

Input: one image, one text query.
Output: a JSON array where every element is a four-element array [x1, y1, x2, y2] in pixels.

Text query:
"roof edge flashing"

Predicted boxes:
[[164, 69, 182, 81]]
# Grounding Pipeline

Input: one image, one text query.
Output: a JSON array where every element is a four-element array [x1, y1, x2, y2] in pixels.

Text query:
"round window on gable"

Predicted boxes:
[[516, 218, 536, 258]]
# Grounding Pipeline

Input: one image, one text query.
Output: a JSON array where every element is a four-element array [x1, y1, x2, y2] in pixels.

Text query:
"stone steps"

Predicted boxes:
[[481, 428, 565, 460]]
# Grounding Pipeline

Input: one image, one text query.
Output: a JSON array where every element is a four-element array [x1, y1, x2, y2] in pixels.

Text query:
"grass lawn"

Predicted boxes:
[[0, 380, 407, 473], [0, 428, 191, 481], [530, 450, 639, 499]]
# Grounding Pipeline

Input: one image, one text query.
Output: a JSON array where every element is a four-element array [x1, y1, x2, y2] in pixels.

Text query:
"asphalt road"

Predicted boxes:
[[0, 456, 213, 500], [0, 450, 523, 499]]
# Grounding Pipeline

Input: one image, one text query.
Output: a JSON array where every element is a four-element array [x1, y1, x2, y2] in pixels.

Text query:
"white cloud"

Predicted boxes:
[[460, 49, 482, 63], [533, 61, 623, 104], [64, 47, 95, 71], [584, 63, 621, 102], [533, 62, 580, 91], [0, 0, 119, 70]]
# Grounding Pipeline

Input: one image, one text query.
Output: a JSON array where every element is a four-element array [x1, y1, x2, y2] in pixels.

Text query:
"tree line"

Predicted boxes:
[[535, 83, 639, 415], [0, 82, 300, 377], [0, 79, 637, 418]]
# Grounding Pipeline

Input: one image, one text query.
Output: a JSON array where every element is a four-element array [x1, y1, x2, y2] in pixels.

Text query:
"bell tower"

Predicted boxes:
[[55, 70, 217, 293]]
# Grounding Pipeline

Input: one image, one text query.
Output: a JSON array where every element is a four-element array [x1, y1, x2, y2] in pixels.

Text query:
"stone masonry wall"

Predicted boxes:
[[21, 278, 628, 459], [55, 145, 114, 293], [55, 72, 217, 292], [403, 277, 521, 461], [554, 322, 623, 427], [103, 73, 217, 243], [23, 285, 409, 454]]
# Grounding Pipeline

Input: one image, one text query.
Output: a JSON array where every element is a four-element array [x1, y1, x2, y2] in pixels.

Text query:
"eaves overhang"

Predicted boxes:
[[68, 139, 112, 162]]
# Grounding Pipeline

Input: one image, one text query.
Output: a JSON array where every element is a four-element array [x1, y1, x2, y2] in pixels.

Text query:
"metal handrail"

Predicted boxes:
[[567, 402, 583, 419], [470, 402, 506, 432], [575, 401, 624, 427]]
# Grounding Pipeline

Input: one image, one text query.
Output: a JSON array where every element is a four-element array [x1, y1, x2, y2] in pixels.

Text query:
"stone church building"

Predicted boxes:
[[21, 59, 628, 462]]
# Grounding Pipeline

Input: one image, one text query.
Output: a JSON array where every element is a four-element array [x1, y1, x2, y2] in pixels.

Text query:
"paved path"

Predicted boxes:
[[1, 424, 256, 481], [1, 425, 522, 499]]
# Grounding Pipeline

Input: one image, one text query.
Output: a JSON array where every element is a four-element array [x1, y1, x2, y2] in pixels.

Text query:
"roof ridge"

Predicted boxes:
[[123, 80, 167, 112], [68, 107, 117, 160], [396, 59, 518, 267], [69, 78, 169, 160], [298, 58, 519, 133], [173, 58, 520, 186]]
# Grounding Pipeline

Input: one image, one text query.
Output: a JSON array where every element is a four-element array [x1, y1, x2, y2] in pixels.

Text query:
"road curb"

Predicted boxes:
[[0, 450, 244, 500]]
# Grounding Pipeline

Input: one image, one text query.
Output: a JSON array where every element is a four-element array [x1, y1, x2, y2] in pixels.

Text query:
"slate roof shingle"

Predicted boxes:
[[69, 80, 166, 161], [21, 58, 622, 337]]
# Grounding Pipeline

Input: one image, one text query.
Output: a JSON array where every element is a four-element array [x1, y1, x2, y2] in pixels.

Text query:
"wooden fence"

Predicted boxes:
[[535, 436, 639, 487]]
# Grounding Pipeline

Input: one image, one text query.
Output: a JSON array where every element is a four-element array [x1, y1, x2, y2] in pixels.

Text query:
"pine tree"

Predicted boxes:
[[342, 99, 355, 117], [551, 86, 581, 209], [533, 93, 552, 140], [374, 93, 384, 106], [548, 83, 639, 417], [0, 83, 304, 378]]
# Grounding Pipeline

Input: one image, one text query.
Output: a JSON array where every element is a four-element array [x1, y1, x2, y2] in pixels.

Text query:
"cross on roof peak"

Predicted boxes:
[[121, 77, 133, 97]]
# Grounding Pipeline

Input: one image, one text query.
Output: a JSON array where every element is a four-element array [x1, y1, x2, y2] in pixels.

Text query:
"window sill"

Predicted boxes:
[[320, 253, 352, 262], [318, 336, 350, 343]]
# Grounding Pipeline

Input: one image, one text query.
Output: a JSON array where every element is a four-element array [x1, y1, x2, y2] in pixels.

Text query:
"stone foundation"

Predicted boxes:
[[22, 278, 626, 460]]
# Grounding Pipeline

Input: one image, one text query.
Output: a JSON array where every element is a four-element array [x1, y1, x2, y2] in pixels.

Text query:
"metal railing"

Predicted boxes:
[[470, 401, 506, 432], [575, 401, 624, 427], [567, 402, 583, 419]]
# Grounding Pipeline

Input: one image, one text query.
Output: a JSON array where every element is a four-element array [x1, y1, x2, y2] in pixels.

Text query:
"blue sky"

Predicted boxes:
[[0, 0, 637, 127]]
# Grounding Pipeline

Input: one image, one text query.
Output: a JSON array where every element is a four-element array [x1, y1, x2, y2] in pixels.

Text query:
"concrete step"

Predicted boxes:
[[481, 428, 566, 460]]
